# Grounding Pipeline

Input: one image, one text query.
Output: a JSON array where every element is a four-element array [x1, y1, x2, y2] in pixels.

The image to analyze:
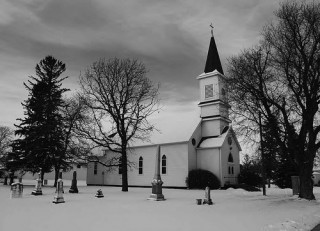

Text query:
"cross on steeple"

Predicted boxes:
[[210, 23, 214, 37]]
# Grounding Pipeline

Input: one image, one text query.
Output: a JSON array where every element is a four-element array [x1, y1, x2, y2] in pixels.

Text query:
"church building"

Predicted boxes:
[[87, 34, 241, 188]]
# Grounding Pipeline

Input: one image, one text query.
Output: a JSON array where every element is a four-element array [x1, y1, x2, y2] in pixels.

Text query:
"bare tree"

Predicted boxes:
[[228, 1, 320, 200], [0, 126, 13, 172], [76, 58, 160, 191]]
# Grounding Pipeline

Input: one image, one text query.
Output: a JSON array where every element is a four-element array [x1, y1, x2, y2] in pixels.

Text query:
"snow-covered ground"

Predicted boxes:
[[1, 183, 320, 231]]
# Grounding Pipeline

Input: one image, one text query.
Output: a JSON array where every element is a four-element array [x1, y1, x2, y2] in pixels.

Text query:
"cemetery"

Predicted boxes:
[[1, 181, 320, 231]]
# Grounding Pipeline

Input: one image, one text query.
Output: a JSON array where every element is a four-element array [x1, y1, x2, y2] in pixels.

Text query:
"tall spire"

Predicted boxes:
[[204, 27, 224, 75]]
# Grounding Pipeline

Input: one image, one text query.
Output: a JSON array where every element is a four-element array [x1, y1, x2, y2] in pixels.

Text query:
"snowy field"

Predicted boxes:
[[1, 183, 320, 231]]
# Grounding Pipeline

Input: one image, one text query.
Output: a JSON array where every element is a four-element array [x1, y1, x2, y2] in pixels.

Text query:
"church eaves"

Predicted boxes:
[[204, 35, 224, 75]]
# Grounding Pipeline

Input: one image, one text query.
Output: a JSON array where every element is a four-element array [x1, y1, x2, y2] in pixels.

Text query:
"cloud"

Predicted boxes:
[[0, 0, 282, 140]]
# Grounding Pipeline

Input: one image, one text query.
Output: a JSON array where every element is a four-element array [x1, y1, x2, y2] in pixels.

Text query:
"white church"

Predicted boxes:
[[87, 34, 241, 188]]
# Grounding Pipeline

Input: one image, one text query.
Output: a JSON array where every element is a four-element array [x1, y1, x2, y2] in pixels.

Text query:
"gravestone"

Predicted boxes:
[[69, 171, 78, 193], [203, 186, 213, 205], [95, 189, 104, 198], [148, 145, 165, 201], [31, 172, 42, 195], [10, 182, 23, 198], [53, 175, 65, 204]]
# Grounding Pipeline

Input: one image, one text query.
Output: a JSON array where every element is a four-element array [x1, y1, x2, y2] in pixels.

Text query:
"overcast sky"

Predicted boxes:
[[0, 0, 281, 146]]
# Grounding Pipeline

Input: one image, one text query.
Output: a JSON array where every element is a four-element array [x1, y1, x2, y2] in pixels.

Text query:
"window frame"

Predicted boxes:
[[205, 84, 214, 99], [161, 155, 167, 175], [138, 156, 143, 175]]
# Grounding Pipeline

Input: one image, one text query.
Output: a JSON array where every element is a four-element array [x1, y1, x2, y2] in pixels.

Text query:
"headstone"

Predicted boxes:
[[55, 172, 64, 193], [291, 176, 300, 195], [196, 199, 202, 205], [53, 176, 65, 204], [203, 186, 213, 205], [31, 172, 42, 195], [148, 145, 165, 201], [69, 171, 78, 193], [95, 189, 104, 198], [10, 182, 23, 198]]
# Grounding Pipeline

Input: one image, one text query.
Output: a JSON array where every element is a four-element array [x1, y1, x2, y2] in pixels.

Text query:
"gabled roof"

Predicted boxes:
[[204, 35, 224, 75], [197, 126, 242, 151]]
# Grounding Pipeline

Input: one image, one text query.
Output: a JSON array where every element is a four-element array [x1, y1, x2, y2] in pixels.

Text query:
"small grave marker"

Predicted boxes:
[[53, 173, 65, 204], [95, 189, 104, 198], [31, 172, 42, 195], [10, 182, 23, 199], [69, 171, 78, 193], [203, 186, 213, 205]]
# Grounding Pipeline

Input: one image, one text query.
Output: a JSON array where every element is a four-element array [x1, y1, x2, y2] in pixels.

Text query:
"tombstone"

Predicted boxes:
[[69, 171, 78, 193], [291, 176, 300, 195], [31, 172, 42, 195], [55, 172, 64, 193], [53, 175, 65, 204], [203, 186, 213, 205], [10, 182, 23, 199], [95, 189, 104, 198], [148, 145, 165, 201]]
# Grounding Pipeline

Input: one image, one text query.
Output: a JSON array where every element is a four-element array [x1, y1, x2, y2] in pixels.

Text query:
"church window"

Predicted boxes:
[[118, 157, 123, 174], [139, 156, 143, 175], [228, 153, 234, 163], [232, 166, 234, 175], [228, 166, 231, 174], [192, 138, 196, 146], [94, 162, 98, 175], [205, 84, 214, 99], [162, 155, 167, 174]]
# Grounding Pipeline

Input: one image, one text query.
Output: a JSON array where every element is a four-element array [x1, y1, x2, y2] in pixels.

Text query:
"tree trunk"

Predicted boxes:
[[121, 150, 128, 192], [299, 161, 315, 200], [40, 170, 45, 186], [54, 167, 59, 188]]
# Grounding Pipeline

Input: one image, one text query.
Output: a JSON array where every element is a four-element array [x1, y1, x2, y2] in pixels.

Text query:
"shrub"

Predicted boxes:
[[238, 170, 262, 187], [186, 169, 220, 189]]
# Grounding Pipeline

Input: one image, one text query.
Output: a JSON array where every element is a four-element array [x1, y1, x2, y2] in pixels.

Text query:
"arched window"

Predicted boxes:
[[232, 166, 234, 175], [162, 155, 167, 174], [139, 156, 143, 175], [228, 153, 234, 163]]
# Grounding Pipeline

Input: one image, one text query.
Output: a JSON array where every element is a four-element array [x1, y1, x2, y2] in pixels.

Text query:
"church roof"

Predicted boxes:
[[197, 126, 242, 151], [204, 35, 224, 75]]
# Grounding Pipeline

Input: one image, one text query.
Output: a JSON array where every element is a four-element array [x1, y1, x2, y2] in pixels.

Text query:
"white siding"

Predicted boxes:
[[196, 148, 221, 180], [87, 142, 189, 188]]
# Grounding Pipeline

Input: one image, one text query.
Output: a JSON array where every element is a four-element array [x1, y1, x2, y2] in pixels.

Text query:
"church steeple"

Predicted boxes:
[[204, 34, 224, 75], [197, 31, 230, 137]]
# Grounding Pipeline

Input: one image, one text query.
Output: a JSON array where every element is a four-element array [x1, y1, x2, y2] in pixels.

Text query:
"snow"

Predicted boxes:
[[1, 184, 320, 231]]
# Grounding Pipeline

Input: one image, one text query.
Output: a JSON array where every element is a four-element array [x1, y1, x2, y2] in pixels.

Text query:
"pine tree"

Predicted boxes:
[[9, 56, 69, 178]]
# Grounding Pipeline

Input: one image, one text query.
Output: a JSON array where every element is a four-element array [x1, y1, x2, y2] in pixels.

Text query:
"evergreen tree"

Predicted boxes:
[[9, 56, 69, 178]]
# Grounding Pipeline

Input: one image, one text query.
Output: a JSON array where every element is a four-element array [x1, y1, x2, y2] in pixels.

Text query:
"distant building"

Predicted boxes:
[[21, 162, 87, 182], [87, 34, 241, 188]]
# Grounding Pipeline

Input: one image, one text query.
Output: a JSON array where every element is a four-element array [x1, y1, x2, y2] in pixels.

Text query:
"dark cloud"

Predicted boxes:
[[0, 0, 281, 136]]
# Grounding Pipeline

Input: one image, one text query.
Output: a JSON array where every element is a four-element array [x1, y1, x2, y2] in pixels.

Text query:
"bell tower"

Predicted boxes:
[[197, 32, 231, 137]]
